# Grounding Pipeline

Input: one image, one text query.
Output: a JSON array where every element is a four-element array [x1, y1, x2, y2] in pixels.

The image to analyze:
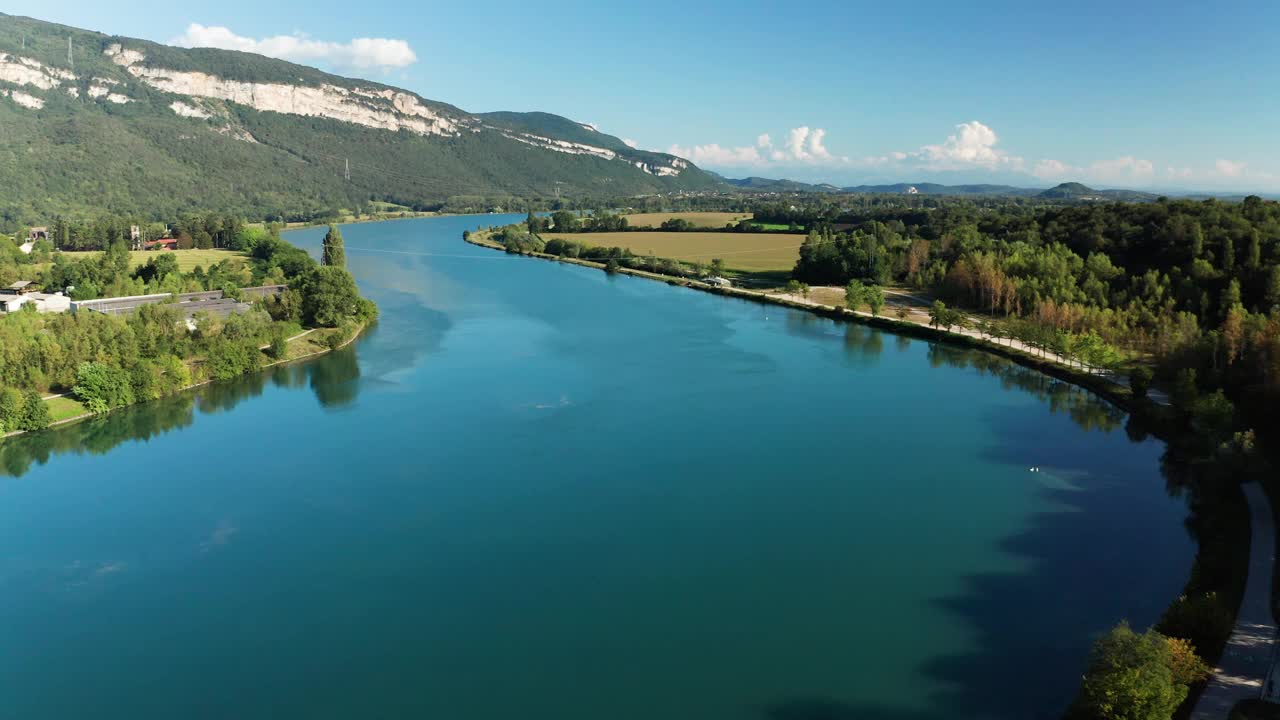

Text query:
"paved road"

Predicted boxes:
[[1192, 482, 1278, 718]]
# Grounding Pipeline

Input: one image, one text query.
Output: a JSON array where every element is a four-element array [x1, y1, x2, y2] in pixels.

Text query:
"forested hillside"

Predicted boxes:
[[0, 14, 719, 227]]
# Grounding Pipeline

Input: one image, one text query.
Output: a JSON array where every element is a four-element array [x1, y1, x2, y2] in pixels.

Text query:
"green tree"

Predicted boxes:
[[321, 224, 347, 268], [845, 281, 866, 311], [866, 285, 885, 316], [1077, 623, 1186, 720], [73, 361, 136, 414], [710, 258, 726, 277], [19, 390, 50, 432], [929, 300, 947, 328], [301, 266, 362, 327], [0, 387, 22, 432]]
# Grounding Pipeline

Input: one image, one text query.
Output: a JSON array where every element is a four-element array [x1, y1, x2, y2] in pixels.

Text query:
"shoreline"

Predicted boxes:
[[464, 225, 1256, 715], [464, 229, 1142, 414], [0, 321, 369, 441]]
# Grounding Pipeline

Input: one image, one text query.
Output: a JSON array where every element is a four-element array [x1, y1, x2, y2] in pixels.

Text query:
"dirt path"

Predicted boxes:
[[1191, 482, 1277, 718]]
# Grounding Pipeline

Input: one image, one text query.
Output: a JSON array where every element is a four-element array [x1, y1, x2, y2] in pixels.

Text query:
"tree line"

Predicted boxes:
[[0, 220, 374, 435]]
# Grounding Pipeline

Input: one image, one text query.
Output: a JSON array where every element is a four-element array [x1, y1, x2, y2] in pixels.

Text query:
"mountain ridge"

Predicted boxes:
[[0, 13, 718, 222]]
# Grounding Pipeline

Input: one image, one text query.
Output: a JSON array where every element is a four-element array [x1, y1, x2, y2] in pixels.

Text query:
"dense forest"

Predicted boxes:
[[0, 220, 375, 435]]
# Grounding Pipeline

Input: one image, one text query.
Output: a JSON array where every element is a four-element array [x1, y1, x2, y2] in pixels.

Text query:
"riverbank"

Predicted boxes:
[[465, 228, 1141, 411], [465, 224, 1263, 719], [0, 322, 368, 441]]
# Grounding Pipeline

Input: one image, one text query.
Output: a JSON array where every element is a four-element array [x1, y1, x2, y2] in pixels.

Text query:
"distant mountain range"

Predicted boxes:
[[724, 177, 1168, 201], [0, 14, 720, 221]]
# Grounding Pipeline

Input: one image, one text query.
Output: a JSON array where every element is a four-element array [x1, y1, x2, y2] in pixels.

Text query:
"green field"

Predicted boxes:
[[544, 231, 804, 273], [45, 396, 89, 423], [59, 249, 248, 272], [622, 212, 752, 229]]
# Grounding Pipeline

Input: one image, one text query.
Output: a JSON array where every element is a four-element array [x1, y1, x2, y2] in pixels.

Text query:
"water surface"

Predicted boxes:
[[0, 215, 1194, 720]]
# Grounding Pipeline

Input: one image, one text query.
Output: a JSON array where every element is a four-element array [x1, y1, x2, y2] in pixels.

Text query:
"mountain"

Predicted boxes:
[[1037, 182, 1158, 201], [842, 182, 1040, 196], [722, 176, 842, 192], [0, 14, 719, 222]]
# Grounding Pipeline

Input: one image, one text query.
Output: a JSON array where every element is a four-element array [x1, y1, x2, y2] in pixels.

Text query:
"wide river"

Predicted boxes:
[[1, 215, 1194, 720]]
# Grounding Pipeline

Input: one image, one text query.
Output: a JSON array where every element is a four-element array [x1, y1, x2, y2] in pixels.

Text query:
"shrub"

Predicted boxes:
[[1077, 623, 1188, 720], [1157, 592, 1233, 657], [19, 390, 50, 432]]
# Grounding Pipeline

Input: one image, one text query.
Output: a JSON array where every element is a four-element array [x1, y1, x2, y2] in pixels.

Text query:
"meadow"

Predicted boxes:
[[543, 231, 804, 273], [621, 212, 752, 229], [57, 249, 247, 272]]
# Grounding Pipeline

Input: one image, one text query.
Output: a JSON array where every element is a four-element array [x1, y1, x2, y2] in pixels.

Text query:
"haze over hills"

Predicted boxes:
[[0, 13, 720, 222]]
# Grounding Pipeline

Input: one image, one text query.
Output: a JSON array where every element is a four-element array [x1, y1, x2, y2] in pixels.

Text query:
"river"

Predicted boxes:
[[0, 214, 1194, 720]]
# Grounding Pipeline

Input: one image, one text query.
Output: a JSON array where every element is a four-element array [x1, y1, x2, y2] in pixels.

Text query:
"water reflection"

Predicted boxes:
[[0, 345, 362, 478]]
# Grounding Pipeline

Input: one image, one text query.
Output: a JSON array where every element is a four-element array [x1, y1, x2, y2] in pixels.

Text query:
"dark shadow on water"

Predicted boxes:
[[0, 344, 362, 478], [762, 342, 1191, 720]]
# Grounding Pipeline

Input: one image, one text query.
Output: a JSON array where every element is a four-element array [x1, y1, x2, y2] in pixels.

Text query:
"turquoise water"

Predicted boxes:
[[0, 215, 1194, 720]]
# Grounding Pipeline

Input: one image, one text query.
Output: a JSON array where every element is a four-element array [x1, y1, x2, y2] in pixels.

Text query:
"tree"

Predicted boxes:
[[929, 300, 947, 329], [845, 281, 866, 312], [896, 306, 911, 322], [710, 258, 726, 277], [73, 361, 135, 414], [0, 387, 22, 432], [1171, 368, 1199, 412], [301, 266, 362, 327], [19, 390, 50, 432], [604, 258, 620, 274], [1077, 623, 1186, 720], [866, 285, 885, 316], [321, 224, 346, 268], [550, 210, 578, 232], [1129, 367, 1153, 399]]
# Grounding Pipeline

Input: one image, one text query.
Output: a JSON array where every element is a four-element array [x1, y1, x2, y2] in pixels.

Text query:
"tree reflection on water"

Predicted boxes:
[[0, 345, 361, 478]]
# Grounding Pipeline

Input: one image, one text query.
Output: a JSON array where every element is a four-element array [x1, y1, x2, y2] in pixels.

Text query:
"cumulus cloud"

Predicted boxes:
[[1166, 166, 1193, 179], [1214, 159, 1247, 178], [1032, 158, 1074, 180], [1088, 155, 1155, 182], [668, 127, 846, 168], [172, 23, 417, 70], [622, 138, 638, 149], [914, 121, 1021, 170]]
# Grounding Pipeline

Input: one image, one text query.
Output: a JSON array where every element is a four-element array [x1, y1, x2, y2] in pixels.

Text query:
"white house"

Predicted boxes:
[[0, 292, 71, 314]]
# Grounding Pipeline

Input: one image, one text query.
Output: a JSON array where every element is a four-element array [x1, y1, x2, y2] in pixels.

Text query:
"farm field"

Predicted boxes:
[[622, 212, 752, 229], [543, 231, 804, 273], [57, 249, 247, 272]]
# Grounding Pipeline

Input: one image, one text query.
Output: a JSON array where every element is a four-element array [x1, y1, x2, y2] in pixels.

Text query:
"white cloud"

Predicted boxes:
[[172, 23, 417, 70], [1166, 166, 1193, 179], [1088, 155, 1154, 182], [668, 126, 846, 168], [622, 138, 638, 149], [914, 121, 1020, 170], [1032, 158, 1074, 180], [1213, 159, 1247, 178]]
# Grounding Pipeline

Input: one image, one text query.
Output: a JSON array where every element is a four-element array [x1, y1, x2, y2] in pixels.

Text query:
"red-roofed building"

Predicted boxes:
[[144, 238, 179, 251]]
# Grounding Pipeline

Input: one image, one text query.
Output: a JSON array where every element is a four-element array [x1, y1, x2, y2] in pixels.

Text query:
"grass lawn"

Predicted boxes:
[[45, 396, 88, 423], [622, 212, 752, 229], [544, 231, 804, 273], [57, 249, 248, 272], [752, 222, 797, 231]]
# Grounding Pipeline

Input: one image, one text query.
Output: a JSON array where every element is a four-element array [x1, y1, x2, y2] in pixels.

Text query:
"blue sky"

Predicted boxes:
[[9, 0, 1280, 191]]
